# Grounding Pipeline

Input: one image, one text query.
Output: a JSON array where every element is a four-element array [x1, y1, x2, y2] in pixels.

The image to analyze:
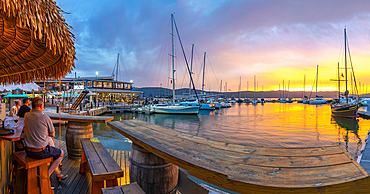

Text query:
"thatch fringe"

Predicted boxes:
[[0, 0, 76, 85]]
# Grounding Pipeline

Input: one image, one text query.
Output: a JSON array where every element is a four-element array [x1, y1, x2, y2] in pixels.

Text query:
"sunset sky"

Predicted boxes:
[[56, 0, 370, 92]]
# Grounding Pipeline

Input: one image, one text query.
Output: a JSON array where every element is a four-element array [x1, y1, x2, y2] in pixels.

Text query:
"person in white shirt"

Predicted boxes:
[[9, 100, 21, 117]]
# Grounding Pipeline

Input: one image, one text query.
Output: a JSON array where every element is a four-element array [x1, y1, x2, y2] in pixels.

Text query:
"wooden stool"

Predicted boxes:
[[13, 151, 53, 194]]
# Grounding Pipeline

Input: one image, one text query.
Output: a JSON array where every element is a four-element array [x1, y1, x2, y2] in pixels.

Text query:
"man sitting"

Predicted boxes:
[[23, 97, 67, 179], [17, 98, 31, 117]]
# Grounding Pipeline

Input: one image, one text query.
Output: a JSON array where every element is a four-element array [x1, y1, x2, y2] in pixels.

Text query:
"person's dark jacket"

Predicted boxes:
[[17, 105, 31, 117]]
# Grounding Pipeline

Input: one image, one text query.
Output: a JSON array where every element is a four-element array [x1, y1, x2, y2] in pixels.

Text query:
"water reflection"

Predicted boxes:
[[331, 116, 362, 160], [54, 103, 370, 159]]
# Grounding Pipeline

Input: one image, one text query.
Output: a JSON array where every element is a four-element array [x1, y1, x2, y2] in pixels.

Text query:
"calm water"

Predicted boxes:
[[55, 103, 370, 160]]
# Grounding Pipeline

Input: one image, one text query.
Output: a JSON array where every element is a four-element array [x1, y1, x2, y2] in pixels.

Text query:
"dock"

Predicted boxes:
[[358, 111, 370, 119], [52, 139, 130, 194], [106, 105, 153, 114], [359, 130, 370, 173]]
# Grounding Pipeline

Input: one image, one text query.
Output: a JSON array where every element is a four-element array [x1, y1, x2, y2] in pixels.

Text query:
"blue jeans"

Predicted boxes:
[[25, 145, 61, 161]]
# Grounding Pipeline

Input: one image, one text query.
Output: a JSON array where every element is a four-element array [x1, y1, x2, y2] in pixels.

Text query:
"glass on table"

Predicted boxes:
[[13, 116, 19, 128]]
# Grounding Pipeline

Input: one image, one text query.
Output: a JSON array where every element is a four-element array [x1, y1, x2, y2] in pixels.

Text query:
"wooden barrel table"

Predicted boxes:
[[66, 121, 93, 160], [44, 112, 114, 160], [130, 143, 178, 194]]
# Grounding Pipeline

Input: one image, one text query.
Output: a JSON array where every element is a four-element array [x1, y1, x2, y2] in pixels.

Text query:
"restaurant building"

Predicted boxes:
[[36, 76, 143, 103]]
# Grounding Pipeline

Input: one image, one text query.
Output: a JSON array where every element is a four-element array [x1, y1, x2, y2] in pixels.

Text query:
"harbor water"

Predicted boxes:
[[56, 103, 370, 160]]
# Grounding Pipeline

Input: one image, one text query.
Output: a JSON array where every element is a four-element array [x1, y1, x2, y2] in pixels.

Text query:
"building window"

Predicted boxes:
[[87, 81, 92, 87], [124, 84, 131, 90], [93, 81, 102, 87], [116, 83, 123, 89], [103, 82, 112, 88]]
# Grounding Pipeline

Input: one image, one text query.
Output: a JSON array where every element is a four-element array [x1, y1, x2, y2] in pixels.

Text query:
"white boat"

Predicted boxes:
[[229, 100, 236, 104], [213, 102, 222, 109], [177, 99, 215, 110], [251, 99, 258, 105], [360, 98, 370, 106], [153, 104, 199, 115], [303, 100, 310, 104], [309, 98, 327, 104]]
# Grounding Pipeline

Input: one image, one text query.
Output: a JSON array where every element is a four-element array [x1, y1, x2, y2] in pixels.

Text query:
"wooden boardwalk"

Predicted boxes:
[[52, 139, 130, 194]]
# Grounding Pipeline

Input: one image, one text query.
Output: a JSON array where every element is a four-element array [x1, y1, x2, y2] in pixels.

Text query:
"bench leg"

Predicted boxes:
[[80, 149, 88, 174], [91, 181, 104, 194], [27, 167, 38, 194], [39, 163, 52, 194], [106, 179, 118, 187]]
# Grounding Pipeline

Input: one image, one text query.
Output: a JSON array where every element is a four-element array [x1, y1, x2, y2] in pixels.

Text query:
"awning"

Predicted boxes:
[[0, 83, 40, 91], [4, 93, 30, 98], [0, 0, 76, 84]]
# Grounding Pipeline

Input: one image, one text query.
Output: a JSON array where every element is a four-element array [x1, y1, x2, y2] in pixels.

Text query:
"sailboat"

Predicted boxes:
[[237, 76, 243, 103], [243, 81, 251, 103], [331, 28, 359, 117], [251, 75, 258, 105], [278, 80, 286, 103], [153, 14, 199, 115], [308, 65, 327, 104], [286, 80, 293, 103], [179, 50, 215, 110]]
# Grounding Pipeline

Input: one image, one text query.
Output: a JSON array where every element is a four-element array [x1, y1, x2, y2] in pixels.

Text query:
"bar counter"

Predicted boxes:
[[0, 116, 24, 194]]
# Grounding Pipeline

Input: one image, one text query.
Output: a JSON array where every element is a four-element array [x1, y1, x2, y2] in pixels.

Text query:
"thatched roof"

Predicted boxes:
[[0, 0, 76, 85]]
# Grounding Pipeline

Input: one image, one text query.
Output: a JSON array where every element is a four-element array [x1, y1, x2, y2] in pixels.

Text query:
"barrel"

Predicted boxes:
[[130, 143, 178, 194], [66, 121, 93, 160]]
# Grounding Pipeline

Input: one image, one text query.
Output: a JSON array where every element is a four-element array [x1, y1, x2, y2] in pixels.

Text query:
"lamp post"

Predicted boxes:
[[96, 71, 98, 79]]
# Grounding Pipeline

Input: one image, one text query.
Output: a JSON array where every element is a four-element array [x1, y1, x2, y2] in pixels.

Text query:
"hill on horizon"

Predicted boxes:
[[134, 87, 341, 99]]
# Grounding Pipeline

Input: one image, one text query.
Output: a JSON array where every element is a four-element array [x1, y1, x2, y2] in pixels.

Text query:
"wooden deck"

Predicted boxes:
[[52, 139, 130, 194], [108, 119, 370, 194]]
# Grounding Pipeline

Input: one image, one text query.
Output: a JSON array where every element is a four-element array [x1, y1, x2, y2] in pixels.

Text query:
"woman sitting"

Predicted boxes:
[[9, 100, 21, 117]]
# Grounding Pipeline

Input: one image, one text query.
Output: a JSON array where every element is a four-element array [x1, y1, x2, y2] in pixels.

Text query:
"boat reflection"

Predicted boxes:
[[331, 116, 362, 159], [153, 114, 201, 135]]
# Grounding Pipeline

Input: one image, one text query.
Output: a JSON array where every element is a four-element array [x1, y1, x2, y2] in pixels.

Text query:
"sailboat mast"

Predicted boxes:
[[189, 44, 194, 98], [247, 81, 248, 98], [171, 14, 175, 105], [254, 75, 256, 100], [279, 84, 281, 99], [220, 80, 222, 93], [316, 65, 319, 98], [239, 76, 241, 99], [283, 79, 285, 99], [202, 52, 206, 94], [116, 53, 119, 81], [303, 74, 306, 99], [344, 28, 348, 104], [337, 62, 340, 99], [288, 80, 290, 99]]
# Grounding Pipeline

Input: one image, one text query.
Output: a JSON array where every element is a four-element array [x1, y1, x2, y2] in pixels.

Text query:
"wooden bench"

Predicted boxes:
[[12, 151, 53, 194], [101, 182, 145, 194], [79, 137, 124, 194]]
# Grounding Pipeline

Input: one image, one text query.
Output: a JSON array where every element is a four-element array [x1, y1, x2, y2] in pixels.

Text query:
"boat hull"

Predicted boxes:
[[331, 104, 359, 118], [154, 106, 199, 115], [309, 99, 327, 104]]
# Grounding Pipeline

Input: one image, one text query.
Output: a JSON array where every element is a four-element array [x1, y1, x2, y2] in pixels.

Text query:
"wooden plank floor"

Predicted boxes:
[[52, 139, 130, 194]]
